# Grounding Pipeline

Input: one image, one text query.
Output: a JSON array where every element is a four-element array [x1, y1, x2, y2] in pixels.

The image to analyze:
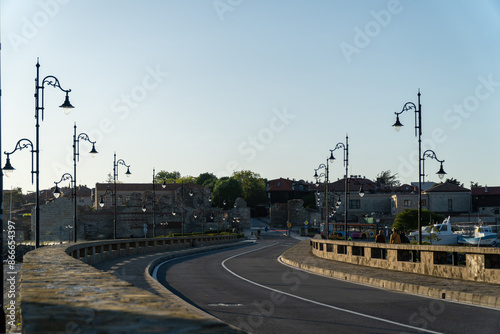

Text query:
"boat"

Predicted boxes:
[[408, 216, 459, 245], [457, 225, 498, 246]]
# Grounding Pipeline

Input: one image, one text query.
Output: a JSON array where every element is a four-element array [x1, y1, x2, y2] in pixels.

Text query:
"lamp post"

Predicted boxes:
[[330, 135, 350, 240], [173, 182, 193, 236], [8, 60, 74, 248], [72, 123, 97, 242], [3, 139, 36, 245], [422, 150, 446, 182], [99, 189, 115, 237], [393, 90, 445, 244], [145, 168, 167, 238], [113, 153, 131, 239], [314, 160, 330, 239], [53, 173, 75, 241]]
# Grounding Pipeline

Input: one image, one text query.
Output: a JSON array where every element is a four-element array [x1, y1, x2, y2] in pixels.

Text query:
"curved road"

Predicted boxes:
[[153, 235, 500, 333]]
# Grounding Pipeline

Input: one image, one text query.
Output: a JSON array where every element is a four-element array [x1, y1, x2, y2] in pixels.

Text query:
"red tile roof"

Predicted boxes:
[[471, 186, 500, 196], [424, 182, 470, 193]]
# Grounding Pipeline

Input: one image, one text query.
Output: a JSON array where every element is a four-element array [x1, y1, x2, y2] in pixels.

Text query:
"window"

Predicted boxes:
[[404, 200, 412, 207], [349, 199, 360, 209], [448, 199, 453, 211], [421, 199, 427, 206]]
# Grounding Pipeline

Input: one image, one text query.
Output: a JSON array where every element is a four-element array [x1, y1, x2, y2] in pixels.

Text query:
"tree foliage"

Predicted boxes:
[[196, 173, 218, 191], [444, 178, 463, 187], [232, 170, 267, 207], [156, 170, 181, 183], [212, 177, 243, 209], [470, 181, 481, 188], [393, 209, 445, 231], [376, 170, 400, 187]]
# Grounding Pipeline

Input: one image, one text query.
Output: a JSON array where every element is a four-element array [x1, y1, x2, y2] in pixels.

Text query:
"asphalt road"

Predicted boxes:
[[153, 234, 500, 334]]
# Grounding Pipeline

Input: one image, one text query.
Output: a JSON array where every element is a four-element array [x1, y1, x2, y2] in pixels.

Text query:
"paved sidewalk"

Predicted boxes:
[[280, 239, 500, 309]]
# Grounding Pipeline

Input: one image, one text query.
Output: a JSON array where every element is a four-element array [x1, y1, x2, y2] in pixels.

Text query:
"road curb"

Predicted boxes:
[[279, 254, 500, 310], [143, 241, 253, 332]]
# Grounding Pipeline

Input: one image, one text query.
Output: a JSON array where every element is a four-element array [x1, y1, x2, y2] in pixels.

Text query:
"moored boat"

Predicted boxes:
[[408, 216, 459, 245], [457, 225, 498, 246]]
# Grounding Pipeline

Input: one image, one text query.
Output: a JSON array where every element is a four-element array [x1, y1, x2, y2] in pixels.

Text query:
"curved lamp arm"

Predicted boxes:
[[422, 149, 446, 180], [3, 138, 35, 181], [53, 173, 74, 198]]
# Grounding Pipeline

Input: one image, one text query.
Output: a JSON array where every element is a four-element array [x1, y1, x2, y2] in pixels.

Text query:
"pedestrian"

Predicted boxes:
[[400, 230, 410, 243], [375, 230, 386, 243], [390, 228, 401, 244]]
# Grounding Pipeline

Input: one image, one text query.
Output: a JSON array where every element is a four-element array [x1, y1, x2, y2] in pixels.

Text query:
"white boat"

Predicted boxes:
[[408, 216, 459, 245], [457, 225, 498, 246]]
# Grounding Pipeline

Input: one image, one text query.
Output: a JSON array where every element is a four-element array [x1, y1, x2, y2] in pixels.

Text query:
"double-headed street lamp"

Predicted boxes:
[[3, 139, 38, 242], [35, 60, 74, 247], [99, 189, 115, 237], [112, 153, 131, 239], [314, 160, 331, 239], [330, 135, 351, 240], [69, 123, 98, 242], [53, 173, 74, 241], [143, 168, 167, 238], [173, 183, 193, 237], [393, 90, 446, 245], [4, 61, 73, 248]]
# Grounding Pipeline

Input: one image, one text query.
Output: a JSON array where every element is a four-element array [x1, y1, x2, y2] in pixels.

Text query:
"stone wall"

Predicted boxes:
[[33, 194, 251, 242], [310, 238, 500, 285], [20, 236, 242, 333], [270, 200, 319, 228]]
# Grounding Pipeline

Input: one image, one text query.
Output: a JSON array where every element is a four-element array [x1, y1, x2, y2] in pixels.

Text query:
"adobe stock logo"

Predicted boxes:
[[339, 0, 404, 64], [213, 0, 243, 21], [442, 74, 500, 130], [221, 106, 295, 176], [7, 0, 72, 53]]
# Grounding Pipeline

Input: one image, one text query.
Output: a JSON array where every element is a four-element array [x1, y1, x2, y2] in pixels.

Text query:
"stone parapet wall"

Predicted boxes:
[[311, 239, 500, 284], [20, 236, 242, 333]]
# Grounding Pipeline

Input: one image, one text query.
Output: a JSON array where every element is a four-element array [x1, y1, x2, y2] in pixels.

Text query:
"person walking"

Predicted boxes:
[[375, 230, 386, 243], [390, 228, 401, 244]]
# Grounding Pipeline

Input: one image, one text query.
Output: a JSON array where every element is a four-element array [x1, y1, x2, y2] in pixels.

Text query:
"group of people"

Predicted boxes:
[[375, 228, 410, 244]]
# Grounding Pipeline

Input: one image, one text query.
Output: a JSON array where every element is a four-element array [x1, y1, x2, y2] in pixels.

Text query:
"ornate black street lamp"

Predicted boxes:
[[393, 91, 446, 244], [71, 123, 98, 242], [35, 60, 74, 247], [314, 160, 331, 239], [330, 135, 350, 240], [99, 189, 115, 238], [6, 60, 73, 248], [422, 150, 447, 181], [113, 153, 131, 239], [53, 173, 75, 241], [143, 168, 167, 238], [172, 182, 193, 236]]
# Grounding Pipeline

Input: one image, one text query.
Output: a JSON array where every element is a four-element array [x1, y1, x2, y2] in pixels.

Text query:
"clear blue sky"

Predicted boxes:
[[1, 0, 499, 194]]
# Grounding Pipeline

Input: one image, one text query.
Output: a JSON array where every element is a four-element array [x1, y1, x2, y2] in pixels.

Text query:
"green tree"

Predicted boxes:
[[445, 178, 463, 187], [375, 170, 400, 187], [302, 192, 316, 209], [178, 175, 195, 183], [232, 170, 267, 207], [470, 181, 481, 188], [156, 170, 181, 183], [196, 173, 218, 191], [393, 209, 445, 231], [212, 177, 243, 209]]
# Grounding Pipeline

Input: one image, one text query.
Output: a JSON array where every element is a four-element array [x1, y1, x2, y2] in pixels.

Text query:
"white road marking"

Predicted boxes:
[[221, 241, 443, 334]]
